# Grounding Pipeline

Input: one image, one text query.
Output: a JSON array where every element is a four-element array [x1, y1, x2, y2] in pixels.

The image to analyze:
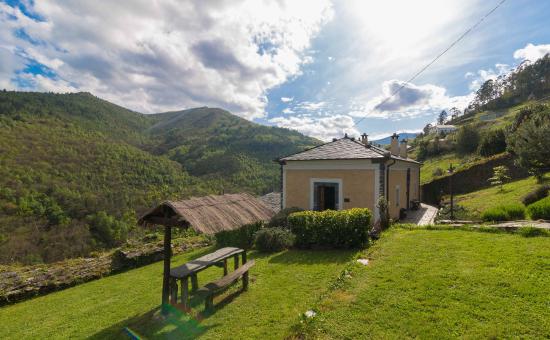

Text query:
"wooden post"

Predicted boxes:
[[223, 259, 228, 276], [242, 251, 249, 290], [181, 277, 189, 309], [161, 226, 172, 314], [234, 254, 239, 270], [170, 277, 178, 304], [191, 274, 198, 292]]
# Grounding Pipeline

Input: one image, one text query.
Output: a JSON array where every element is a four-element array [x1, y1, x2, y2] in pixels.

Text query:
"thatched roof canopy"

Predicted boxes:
[[138, 193, 275, 234]]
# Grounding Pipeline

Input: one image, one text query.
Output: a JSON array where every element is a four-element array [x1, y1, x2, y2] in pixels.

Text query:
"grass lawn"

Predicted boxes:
[[456, 173, 550, 218], [297, 228, 550, 339], [0, 247, 353, 339]]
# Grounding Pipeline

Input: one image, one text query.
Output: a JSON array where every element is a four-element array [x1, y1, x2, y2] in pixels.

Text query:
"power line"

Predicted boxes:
[[351, 0, 507, 129]]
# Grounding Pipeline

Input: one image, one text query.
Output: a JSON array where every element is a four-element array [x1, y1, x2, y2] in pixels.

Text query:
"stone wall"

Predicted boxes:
[[421, 154, 530, 205], [0, 237, 210, 306]]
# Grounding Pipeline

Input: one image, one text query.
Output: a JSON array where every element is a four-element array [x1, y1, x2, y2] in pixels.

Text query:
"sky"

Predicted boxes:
[[1, 0, 550, 141]]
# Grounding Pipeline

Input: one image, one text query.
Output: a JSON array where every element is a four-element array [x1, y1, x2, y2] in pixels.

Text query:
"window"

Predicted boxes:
[[395, 185, 400, 207], [310, 179, 342, 211]]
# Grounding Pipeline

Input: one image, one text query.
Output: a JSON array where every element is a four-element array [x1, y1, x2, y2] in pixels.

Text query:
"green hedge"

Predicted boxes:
[[288, 208, 372, 249], [214, 222, 262, 250], [527, 196, 550, 220], [482, 204, 526, 222]]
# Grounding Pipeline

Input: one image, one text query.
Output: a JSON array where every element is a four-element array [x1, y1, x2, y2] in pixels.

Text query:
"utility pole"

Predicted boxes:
[[448, 163, 454, 220]]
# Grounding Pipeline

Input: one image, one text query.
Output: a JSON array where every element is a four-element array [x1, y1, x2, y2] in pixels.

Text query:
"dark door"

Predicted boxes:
[[323, 186, 336, 210], [314, 182, 339, 210]]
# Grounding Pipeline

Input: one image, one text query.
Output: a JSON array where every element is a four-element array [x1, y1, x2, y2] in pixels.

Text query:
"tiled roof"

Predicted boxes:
[[280, 137, 384, 161], [279, 137, 420, 163]]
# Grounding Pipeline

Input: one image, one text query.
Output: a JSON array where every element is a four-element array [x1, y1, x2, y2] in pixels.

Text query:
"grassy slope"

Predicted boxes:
[[300, 228, 550, 339], [418, 98, 550, 184], [0, 247, 353, 339], [455, 173, 550, 218]]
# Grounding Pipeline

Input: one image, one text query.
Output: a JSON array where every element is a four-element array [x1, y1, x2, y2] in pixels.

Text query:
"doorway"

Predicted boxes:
[[313, 181, 340, 210]]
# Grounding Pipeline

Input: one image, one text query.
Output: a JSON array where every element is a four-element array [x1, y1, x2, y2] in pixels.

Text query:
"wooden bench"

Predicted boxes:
[[196, 260, 255, 311]]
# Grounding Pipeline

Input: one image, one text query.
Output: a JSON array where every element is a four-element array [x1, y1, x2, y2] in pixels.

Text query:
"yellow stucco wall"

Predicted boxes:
[[284, 169, 375, 212], [387, 163, 421, 219]]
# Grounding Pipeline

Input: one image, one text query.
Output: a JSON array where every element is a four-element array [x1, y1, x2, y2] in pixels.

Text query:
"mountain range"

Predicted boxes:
[[0, 91, 319, 264]]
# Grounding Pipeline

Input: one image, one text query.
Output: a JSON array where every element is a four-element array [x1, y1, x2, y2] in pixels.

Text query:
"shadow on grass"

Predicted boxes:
[[87, 281, 251, 339], [87, 304, 219, 340], [267, 249, 356, 265]]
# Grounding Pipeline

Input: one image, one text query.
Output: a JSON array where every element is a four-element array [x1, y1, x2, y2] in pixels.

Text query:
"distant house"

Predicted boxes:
[[277, 133, 421, 222], [430, 125, 457, 134]]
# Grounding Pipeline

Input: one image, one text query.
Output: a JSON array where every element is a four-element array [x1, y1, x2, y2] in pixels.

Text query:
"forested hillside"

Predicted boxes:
[[0, 91, 319, 264]]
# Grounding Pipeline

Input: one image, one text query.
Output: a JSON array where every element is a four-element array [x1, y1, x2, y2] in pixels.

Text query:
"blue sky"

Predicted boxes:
[[1, 0, 550, 140]]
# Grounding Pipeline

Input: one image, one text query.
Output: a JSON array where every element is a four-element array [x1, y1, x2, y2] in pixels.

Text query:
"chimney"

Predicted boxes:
[[390, 133, 399, 156], [399, 139, 408, 158], [361, 133, 368, 145]]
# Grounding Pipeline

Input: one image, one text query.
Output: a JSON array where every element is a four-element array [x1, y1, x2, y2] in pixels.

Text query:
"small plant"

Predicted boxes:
[[488, 165, 511, 192], [521, 185, 550, 206], [518, 226, 549, 238], [432, 168, 444, 177], [254, 228, 295, 253], [526, 196, 550, 220], [481, 204, 525, 222], [377, 196, 390, 230]]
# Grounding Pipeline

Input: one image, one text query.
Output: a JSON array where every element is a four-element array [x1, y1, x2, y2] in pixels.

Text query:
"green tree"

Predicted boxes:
[[506, 106, 550, 182], [478, 128, 506, 156], [437, 110, 448, 125], [456, 125, 480, 155], [488, 166, 511, 192]]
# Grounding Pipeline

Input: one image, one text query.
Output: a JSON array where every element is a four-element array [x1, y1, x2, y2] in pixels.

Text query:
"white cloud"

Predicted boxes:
[[282, 108, 295, 114], [281, 96, 294, 102], [466, 63, 511, 91], [513, 43, 550, 62], [350, 80, 473, 120], [269, 114, 359, 141], [295, 101, 327, 111], [0, 1, 333, 118]]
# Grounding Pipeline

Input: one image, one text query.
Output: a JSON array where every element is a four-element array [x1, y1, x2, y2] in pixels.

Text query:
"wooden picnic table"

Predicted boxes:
[[168, 247, 247, 308]]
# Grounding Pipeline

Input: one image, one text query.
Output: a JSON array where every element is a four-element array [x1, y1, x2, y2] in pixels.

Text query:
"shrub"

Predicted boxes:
[[481, 204, 525, 222], [432, 168, 444, 177], [214, 222, 262, 250], [254, 228, 295, 252], [456, 125, 480, 155], [268, 207, 303, 228], [518, 227, 549, 238], [288, 208, 372, 249], [478, 128, 506, 156], [526, 196, 550, 220], [521, 185, 550, 206]]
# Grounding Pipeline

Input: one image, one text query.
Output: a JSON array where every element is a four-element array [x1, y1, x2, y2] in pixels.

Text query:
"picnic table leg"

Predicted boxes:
[[242, 252, 249, 290], [223, 259, 228, 276], [191, 274, 198, 292], [234, 254, 239, 270], [170, 277, 178, 305], [181, 277, 189, 309]]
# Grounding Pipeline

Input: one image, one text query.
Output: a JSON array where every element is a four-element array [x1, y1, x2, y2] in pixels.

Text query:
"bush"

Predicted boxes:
[[254, 228, 295, 252], [268, 207, 303, 228], [456, 125, 480, 155], [521, 185, 550, 206], [288, 208, 372, 249], [526, 196, 550, 220], [478, 128, 506, 156], [214, 222, 262, 250], [482, 204, 526, 222], [518, 227, 549, 238]]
